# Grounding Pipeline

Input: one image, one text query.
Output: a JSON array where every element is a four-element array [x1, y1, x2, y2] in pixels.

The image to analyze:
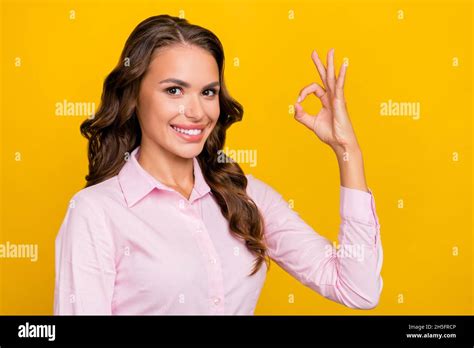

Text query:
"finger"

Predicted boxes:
[[327, 48, 336, 94], [335, 60, 347, 99], [294, 102, 317, 132], [296, 82, 330, 109], [311, 50, 328, 90]]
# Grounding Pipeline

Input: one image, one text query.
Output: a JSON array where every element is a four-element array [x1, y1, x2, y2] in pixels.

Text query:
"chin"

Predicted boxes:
[[172, 146, 204, 159]]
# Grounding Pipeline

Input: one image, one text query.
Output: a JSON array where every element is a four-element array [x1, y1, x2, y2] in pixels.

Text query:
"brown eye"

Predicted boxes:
[[166, 87, 183, 96], [203, 88, 218, 97]]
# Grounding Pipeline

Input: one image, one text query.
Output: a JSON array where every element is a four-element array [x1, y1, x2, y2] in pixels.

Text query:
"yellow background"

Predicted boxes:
[[1, 0, 472, 314]]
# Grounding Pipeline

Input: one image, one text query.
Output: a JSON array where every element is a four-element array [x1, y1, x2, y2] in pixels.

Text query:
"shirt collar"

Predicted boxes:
[[118, 146, 211, 207]]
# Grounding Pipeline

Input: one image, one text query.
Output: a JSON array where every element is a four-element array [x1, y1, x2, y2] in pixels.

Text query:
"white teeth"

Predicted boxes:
[[171, 125, 203, 136]]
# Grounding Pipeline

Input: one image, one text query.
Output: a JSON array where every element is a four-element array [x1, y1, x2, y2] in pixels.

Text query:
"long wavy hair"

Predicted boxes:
[[80, 14, 270, 276]]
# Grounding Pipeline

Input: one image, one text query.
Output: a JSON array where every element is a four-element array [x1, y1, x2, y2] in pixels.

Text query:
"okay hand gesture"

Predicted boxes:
[[294, 48, 360, 154]]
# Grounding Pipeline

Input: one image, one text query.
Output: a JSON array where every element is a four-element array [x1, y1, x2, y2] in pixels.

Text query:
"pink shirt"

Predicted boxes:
[[54, 145, 383, 315]]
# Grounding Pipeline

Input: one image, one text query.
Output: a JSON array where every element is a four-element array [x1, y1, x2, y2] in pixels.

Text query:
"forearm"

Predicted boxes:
[[333, 145, 369, 193]]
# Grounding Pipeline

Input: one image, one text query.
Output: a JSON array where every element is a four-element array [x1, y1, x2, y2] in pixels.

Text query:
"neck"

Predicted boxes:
[[137, 142, 194, 198]]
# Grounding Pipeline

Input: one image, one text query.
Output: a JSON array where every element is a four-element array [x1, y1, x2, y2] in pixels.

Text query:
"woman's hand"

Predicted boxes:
[[294, 48, 360, 155]]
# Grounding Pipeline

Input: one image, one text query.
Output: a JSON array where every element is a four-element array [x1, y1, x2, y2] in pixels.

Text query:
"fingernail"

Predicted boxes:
[[297, 96, 302, 103]]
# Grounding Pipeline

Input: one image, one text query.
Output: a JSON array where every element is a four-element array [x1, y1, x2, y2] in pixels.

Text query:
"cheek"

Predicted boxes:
[[140, 93, 179, 127], [206, 101, 220, 123]]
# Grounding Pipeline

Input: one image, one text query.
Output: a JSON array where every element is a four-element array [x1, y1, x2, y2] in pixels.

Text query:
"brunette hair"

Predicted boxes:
[[80, 14, 270, 276]]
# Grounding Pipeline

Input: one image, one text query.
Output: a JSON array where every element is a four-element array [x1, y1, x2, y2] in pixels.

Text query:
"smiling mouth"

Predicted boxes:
[[170, 124, 204, 136], [169, 124, 207, 143]]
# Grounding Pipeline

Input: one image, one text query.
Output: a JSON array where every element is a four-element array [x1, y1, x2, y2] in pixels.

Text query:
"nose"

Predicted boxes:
[[184, 94, 206, 120]]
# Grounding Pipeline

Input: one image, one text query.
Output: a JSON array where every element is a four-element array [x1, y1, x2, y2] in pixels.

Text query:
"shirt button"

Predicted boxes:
[[213, 297, 221, 305], [178, 199, 185, 209], [209, 257, 217, 264]]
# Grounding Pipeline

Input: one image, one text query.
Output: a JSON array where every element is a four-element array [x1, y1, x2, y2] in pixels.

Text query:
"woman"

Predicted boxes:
[[54, 14, 383, 315]]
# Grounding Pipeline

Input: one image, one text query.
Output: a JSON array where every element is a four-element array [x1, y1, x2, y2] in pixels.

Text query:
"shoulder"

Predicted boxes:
[[56, 179, 119, 256], [245, 174, 285, 214], [245, 173, 268, 196], [57, 177, 123, 242], [65, 176, 123, 218]]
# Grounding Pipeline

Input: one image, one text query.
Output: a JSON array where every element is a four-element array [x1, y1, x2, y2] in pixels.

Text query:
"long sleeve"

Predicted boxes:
[[54, 192, 116, 315], [246, 175, 383, 310]]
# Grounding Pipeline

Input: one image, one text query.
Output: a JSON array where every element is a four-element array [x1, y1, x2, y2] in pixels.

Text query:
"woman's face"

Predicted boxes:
[[137, 44, 221, 159]]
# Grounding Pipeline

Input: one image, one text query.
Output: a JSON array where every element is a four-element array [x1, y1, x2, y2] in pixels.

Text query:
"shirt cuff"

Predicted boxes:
[[340, 185, 380, 228]]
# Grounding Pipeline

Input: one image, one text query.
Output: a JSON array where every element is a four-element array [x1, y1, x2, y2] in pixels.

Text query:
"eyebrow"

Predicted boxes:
[[159, 78, 220, 89]]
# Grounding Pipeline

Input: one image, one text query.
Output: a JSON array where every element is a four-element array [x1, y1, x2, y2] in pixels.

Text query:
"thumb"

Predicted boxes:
[[294, 102, 315, 132]]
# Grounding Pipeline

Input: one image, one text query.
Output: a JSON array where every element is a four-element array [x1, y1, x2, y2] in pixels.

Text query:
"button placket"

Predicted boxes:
[[208, 253, 225, 313], [187, 203, 225, 314], [179, 198, 204, 224], [196, 196, 204, 220]]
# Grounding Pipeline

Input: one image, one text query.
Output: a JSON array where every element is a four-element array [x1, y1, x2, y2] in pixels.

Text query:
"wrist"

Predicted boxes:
[[332, 142, 362, 161], [334, 144, 368, 192]]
